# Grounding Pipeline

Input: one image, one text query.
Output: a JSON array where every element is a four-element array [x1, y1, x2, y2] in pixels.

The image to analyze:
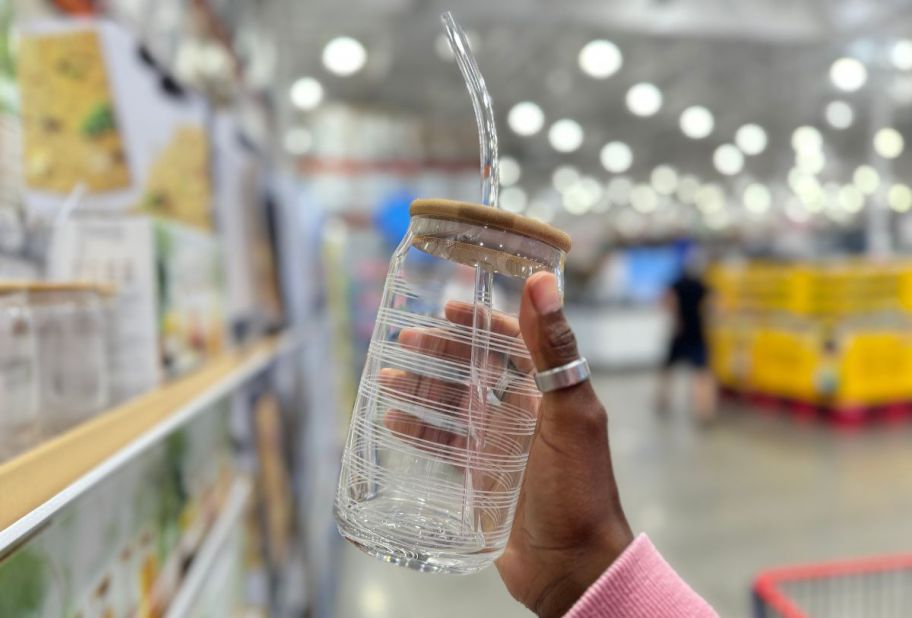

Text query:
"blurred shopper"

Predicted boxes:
[[497, 272, 716, 617], [655, 255, 717, 423]]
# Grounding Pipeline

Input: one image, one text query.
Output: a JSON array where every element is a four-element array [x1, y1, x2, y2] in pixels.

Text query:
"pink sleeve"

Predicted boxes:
[[564, 534, 718, 618]]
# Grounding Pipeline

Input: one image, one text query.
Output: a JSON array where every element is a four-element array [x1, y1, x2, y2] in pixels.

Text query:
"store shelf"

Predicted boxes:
[[0, 334, 297, 557], [165, 476, 252, 618]]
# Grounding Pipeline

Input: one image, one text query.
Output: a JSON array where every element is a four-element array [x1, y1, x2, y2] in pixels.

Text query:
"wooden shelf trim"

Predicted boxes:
[[0, 334, 295, 556]]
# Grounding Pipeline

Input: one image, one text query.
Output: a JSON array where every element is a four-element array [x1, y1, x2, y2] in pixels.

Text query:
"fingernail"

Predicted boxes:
[[530, 273, 561, 314]]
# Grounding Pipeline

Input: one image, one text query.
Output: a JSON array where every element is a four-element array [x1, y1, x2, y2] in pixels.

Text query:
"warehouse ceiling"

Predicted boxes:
[[261, 0, 912, 199]]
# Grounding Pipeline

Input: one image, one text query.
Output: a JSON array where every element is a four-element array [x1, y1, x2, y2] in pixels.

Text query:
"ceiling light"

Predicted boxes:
[[563, 185, 594, 215], [284, 127, 313, 155], [695, 184, 726, 213], [794, 175, 822, 204], [607, 177, 633, 204], [290, 77, 324, 110], [735, 124, 768, 156], [892, 40, 912, 71], [548, 119, 584, 152], [630, 184, 658, 213], [796, 150, 826, 175], [677, 175, 700, 204], [552, 165, 580, 193], [743, 183, 771, 214], [579, 176, 604, 205], [889, 184, 912, 212], [578, 40, 622, 79], [322, 36, 367, 76], [713, 144, 744, 176], [464, 30, 482, 53], [680, 106, 714, 139], [526, 200, 556, 223], [508, 101, 545, 136], [825, 101, 854, 130], [830, 57, 867, 92], [600, 141, 633, 173], [434, 33, 455, 61], [499, 157, 522, 187], [651, 165, 678, 196], [853, 165, 881, 195], [839, 185, 865, 213], [788, 168, 806, 192], [500, 187, 528, 213], [626, 83, 663, 117], [874, 127, 905, 159], [791, 126, 823, 154], [437, 30, 482, 61], [803, 194, 825, 213]]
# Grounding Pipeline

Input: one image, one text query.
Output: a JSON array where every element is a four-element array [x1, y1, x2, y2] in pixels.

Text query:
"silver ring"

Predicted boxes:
[[534, 358, 591, 393]]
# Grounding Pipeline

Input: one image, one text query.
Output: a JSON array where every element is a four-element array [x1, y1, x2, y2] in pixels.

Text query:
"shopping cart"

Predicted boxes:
[[753, 554, 912, 617]]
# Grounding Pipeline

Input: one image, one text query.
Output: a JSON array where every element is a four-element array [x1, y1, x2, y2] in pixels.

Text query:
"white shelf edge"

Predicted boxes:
[[165, 477, 252, 618], [0, 333, 298, 556]]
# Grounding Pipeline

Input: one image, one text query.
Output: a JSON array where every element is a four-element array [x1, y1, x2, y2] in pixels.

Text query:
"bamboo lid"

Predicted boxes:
[[410, 198, 572, 253]]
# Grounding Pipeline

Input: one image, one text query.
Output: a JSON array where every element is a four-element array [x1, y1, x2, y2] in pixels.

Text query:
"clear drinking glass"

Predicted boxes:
[[31, 285, 110, 432], [0, 290, 38, 458], [335, 198, 570, 574]]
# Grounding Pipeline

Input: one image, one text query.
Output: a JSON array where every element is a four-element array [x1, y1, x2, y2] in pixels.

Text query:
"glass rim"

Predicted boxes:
[[410, 198, 571, 254]]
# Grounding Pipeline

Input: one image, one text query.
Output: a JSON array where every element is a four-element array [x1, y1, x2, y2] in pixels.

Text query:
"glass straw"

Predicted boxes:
[[441, 11, 500, 209]]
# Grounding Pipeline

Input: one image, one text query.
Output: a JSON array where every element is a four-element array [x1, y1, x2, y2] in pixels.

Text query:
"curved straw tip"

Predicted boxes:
[[438, 8, 500, 209]]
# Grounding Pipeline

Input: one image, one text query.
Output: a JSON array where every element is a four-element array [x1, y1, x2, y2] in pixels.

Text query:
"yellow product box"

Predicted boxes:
[[709, 319, 754, 389], [837, 329, 912, 407], [748, 324, 821, 401]]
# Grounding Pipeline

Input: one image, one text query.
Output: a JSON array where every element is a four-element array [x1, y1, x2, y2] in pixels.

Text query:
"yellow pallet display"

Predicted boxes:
[[708, 261, 912, 410]]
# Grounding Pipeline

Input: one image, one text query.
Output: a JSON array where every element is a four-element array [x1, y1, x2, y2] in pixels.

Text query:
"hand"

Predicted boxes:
[[374, 271, 632, 616], [379, 300, 541, 536], [381, 300, 535, 456], [496, 271, 633, 618]]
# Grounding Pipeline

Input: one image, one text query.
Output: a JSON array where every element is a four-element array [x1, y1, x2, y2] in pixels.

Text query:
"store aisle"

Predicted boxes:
[[335, 371, 912, 618]]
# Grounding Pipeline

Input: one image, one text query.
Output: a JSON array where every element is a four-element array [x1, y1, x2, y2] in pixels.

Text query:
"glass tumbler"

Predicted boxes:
[[31, 284, 110, 433], [0, 289, 38, 458], [335, 198, 571, 574]]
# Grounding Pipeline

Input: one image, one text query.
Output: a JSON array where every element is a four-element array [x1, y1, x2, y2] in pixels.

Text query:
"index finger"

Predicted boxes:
[[444, 300, 521, 338], [444, 300, 533, 375]]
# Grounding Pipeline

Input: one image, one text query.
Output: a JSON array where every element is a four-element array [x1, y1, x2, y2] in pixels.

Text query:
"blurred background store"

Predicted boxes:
[[2, 0, 912, 616]]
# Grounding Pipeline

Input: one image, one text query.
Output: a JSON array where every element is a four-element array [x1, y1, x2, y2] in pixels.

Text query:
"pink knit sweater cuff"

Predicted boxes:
[[564, 534, 717, 617]]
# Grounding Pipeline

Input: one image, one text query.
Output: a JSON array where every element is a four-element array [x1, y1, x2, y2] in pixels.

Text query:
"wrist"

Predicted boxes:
[[535, 524, 634, 618]]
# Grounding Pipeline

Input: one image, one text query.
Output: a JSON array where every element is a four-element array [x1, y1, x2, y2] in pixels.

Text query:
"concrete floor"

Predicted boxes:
[[334, 371, 912, 617]]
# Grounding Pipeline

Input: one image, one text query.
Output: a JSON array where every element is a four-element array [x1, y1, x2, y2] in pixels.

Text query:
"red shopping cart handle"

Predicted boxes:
[[754, 553, 912, 618]]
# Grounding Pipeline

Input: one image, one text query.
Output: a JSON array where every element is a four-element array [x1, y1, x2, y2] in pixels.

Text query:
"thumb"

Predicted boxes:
[[519, 272, 603, 427]]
